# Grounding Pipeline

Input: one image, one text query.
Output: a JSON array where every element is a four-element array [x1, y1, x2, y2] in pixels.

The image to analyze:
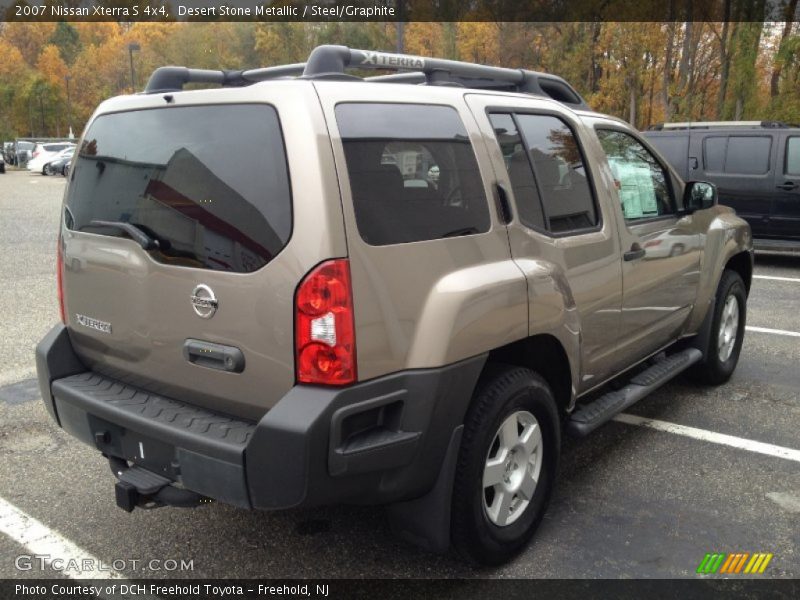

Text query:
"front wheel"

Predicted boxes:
[[688, 270, 747, 385], [451, 365, 560, 565]]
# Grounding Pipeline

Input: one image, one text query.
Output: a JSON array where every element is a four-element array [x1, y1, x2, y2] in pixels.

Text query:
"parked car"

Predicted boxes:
[[43, 147, 75, 176], [644, 121, 800, 250], [3, 141, 15, 164], [36, 46, 752, 566], [27, 142, 75, 174], [14, 140, 35, 167]]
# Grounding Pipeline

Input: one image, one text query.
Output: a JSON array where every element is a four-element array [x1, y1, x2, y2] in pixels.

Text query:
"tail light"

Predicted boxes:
[[56, 238, 66, 323], [32, 150, 40, 158], [295, 259, 356, 386]]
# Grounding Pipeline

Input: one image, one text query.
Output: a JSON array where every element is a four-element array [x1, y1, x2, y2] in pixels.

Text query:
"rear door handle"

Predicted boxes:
[[776, 181, 799, 191], [183, 339, 245, 373], [624, 243, 646, 261]]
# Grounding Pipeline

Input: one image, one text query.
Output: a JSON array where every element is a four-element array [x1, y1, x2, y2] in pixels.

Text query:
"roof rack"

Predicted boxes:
[[648, 121, 795, 130], [143, 45, 590, 110]]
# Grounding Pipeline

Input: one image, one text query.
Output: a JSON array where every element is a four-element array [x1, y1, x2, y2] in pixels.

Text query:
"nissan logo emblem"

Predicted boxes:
[[190, 284, 218, 319]]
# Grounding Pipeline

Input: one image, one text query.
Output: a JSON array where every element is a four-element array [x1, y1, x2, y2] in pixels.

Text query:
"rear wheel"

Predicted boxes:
[[451, 365, 560, 565], [42, 164, 51, 176], [688, 270, 746, 385]]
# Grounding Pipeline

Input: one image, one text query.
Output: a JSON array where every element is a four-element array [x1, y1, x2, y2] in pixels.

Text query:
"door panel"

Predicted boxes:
[[595, 128, 701, 364], [465, 95, 624, 392]]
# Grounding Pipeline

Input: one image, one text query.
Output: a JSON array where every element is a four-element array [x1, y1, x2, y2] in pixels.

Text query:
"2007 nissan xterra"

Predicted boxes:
[[36, 45, 752, 565]]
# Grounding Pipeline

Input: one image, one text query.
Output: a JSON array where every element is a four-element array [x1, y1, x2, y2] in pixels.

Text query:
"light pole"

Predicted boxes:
[[38, 86, 45, 136], [65, 74, 73, 138], [128, 42, 140, 93]]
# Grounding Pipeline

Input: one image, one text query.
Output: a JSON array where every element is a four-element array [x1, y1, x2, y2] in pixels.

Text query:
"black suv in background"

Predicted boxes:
[[644, 121, 800, 249]]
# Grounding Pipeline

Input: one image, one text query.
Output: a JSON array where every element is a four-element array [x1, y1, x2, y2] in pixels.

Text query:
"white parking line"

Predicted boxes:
[[746, 325, 800, 338], [754, 275, 800, 283], [614, 413, 800, 463], [0, 496, 124, 579]]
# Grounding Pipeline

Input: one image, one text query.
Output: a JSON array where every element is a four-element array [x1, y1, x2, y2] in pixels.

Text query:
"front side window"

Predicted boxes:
[[65, 104, 292, 273], [596, 129, 674, 221], [336, 103, 490, 246]]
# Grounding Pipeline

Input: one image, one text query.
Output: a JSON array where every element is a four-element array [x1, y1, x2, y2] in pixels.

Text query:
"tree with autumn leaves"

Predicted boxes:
[[2, 15, 800, 141]]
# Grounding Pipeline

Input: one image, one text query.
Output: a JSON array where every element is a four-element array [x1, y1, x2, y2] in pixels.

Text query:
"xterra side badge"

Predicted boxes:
[[75, 314, 112, 334], [190, 284, 218, 319]]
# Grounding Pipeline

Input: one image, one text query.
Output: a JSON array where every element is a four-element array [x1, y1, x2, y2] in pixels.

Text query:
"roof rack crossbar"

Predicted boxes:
[[241, 63, 306, 83]]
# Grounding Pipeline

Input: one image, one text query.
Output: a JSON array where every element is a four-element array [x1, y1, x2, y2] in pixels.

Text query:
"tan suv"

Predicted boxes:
[[36, 45, 752, 565]]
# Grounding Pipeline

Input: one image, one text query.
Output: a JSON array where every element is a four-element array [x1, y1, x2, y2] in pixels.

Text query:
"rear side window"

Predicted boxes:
[[488, 112, 597, 233], [726, 136, 771, 174], [336, 103, 490, 246], [786, 137, 800, 176], [65, 105, 292, 273], [704, 136, 772, 175], [703, 137, 727, 172], [488, 113, 545, 230], [515, 114, 598, 232]]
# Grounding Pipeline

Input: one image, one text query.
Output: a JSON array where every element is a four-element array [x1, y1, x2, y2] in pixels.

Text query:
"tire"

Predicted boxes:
[[451, 365, 560, 565], [688, 270, 747, 385], [42, 164, 50, 176]]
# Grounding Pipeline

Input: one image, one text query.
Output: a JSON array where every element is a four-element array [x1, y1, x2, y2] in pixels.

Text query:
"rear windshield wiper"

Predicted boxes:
[[88, 220, 159, 250]]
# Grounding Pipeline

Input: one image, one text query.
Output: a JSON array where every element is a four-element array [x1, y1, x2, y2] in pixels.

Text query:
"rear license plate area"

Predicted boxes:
[[87, 414, 178, 478]]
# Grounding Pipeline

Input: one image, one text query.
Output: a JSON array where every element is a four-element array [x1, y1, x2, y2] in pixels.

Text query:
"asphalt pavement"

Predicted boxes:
[[0, 170, 798, 579]]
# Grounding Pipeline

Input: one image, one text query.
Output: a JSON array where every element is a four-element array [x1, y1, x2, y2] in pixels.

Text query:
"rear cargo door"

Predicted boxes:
[[60, 84, 346, 420]]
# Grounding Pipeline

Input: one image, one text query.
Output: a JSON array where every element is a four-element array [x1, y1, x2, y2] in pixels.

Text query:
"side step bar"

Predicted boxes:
[[567, 348, 702, 437]]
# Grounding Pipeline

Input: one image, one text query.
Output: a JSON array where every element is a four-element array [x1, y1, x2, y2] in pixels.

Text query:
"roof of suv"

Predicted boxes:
[[141, 44, 593, 113]]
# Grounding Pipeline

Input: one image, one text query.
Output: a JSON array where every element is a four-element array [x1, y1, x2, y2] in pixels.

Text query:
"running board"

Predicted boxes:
[[567, 348, 702, 437]]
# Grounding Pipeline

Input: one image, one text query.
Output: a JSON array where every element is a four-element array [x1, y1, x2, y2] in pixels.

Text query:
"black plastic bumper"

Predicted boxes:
[[36, 324, 486, 511]]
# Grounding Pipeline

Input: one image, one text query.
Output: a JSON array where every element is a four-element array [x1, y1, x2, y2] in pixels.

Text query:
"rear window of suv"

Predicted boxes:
[[336, 103, 490, 246], [64, 104, 292, 273]]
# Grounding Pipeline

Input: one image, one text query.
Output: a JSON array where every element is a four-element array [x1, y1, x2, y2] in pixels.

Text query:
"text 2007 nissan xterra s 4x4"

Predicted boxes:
[[36, 46, 753, 565]]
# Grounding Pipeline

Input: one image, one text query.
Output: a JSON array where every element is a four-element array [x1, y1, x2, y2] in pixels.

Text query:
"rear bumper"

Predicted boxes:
[[36, 324, 485, 510]]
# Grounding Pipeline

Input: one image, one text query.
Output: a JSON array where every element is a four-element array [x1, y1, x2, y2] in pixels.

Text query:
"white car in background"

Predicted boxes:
[[27, 142, 75, 174]]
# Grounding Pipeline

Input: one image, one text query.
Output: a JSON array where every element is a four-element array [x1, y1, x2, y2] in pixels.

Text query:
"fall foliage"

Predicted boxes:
[[2, 17, 800, 141]]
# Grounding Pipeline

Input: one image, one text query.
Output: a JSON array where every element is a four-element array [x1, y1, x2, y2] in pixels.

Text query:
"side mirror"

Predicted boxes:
[[684, 181, 717, 212]]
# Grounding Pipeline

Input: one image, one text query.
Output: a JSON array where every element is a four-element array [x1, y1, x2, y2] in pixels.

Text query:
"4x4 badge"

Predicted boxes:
[[190, 284, 218, 319]]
